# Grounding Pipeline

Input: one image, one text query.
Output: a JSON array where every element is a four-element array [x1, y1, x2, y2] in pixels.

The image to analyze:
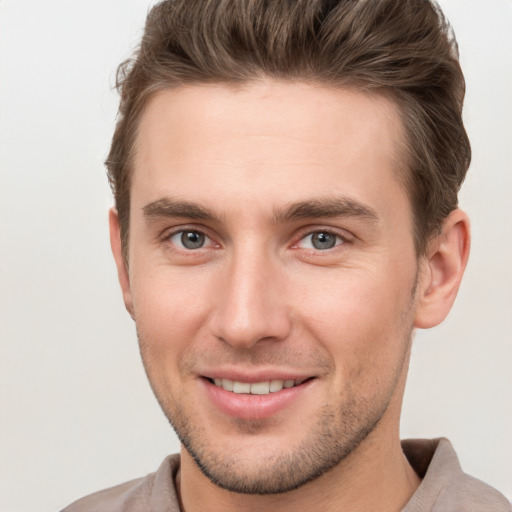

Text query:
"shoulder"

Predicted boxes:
[[402, 438, 511, 512], [447, 472, 511, 511], [431, 471, 512, 512], [61, 476, 150, 512], [60, 454, 181, 512]]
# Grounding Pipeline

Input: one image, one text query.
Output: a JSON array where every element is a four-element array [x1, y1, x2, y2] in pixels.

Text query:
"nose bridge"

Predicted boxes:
[[210, 241, 290, 347]]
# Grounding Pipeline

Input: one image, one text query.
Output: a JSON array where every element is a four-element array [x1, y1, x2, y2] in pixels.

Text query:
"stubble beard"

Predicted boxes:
[[138, 284, 416, 495], [172, 390, 391, 495], [141, 345, 411, 496]]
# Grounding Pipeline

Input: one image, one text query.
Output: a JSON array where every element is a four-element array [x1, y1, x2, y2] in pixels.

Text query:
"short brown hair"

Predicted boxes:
[[107, 0, 470, 257]]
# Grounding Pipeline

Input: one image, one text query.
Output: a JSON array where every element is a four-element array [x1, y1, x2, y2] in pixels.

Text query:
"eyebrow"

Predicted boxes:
[[272, 197, 379, 225], [142, 196, 379, 225], [142, 198, 219, 222]]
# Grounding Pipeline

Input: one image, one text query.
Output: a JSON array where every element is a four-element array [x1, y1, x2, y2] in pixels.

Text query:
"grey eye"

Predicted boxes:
[[311, 232, 337, 250], [297, 231, 342, 251], [171, 230, 206, 249]]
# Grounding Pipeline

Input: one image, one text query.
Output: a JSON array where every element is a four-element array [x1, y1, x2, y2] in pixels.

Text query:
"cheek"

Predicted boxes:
[[130, 267, 212, 363], [292, 266, 415, 375]]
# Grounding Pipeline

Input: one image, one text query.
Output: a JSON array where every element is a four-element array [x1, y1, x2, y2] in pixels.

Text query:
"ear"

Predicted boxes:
[[414, 209, 470, 329], [109, 208, 135, 319]]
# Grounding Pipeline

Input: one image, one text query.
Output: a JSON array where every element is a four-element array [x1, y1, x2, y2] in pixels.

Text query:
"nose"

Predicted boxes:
[[209, 249, 292, 349]]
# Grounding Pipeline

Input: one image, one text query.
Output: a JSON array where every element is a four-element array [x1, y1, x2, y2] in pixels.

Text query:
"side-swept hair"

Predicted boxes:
[[107, 0, 470, 257]]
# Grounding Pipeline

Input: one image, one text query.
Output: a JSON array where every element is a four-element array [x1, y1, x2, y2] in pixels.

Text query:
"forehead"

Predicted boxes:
[[132, 81, 408, 218]]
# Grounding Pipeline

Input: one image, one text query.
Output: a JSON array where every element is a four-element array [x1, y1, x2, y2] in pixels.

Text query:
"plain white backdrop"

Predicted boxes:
[[0, 1, 511, 511]]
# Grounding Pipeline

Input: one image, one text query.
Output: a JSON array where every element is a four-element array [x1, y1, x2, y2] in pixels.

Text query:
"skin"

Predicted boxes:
[[110, 81, 470, 512]]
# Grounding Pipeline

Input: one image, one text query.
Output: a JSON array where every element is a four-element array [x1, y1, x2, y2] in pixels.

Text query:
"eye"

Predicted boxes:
[[170, 230, 209, 250], [297, 231, 344, 251]]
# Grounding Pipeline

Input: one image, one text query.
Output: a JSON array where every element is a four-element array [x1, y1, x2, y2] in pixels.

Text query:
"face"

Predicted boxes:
[[116, 82, 423, 493]]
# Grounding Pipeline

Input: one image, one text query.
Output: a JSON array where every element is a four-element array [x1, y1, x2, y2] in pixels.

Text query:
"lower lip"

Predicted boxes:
[[202, 379, 314, 421]]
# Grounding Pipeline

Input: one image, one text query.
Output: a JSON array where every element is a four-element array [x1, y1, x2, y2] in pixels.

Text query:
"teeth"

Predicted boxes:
[[212, 378, 303, 395], [223, 379, 233, 391], [232, 381, 251, 394], [270, 379, 285, 392]]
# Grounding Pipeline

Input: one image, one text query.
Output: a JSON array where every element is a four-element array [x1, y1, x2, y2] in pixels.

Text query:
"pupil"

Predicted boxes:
[[181, 231, 204, 249], [312, 232, 336, 250]]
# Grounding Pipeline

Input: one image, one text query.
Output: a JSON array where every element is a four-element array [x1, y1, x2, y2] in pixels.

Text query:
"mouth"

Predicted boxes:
[[201, 374, 316, 420], [206, 377, 310, 395]]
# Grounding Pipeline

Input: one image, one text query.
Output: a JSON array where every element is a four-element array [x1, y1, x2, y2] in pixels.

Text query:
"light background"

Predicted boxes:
[[0, 1, 511, 511]]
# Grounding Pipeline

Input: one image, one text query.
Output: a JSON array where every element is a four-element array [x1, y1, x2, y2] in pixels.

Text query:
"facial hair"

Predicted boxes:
[[139, 322, 413, 495]]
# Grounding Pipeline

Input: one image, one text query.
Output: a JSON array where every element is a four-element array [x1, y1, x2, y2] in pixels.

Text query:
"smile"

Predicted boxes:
[[203, 375, 315, 420], [211, 378, 308, 395]]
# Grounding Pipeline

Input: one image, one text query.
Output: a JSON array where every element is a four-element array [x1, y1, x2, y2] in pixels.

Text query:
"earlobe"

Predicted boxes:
[[109, 208, 135, 319], [414, 209, 470, 329]]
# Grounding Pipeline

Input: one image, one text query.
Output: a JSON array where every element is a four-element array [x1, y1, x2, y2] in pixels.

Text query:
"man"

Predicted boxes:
[[63, 0, 510, 510]]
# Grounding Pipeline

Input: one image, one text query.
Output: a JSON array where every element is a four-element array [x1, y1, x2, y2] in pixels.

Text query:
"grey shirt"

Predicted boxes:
[[62, 438, 511, 511]]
